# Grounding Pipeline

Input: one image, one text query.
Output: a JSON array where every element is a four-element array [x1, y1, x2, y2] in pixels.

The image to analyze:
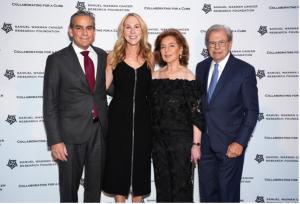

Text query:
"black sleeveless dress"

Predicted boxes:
[[103, 61, 152, 196], [149, 79, 205, 202]]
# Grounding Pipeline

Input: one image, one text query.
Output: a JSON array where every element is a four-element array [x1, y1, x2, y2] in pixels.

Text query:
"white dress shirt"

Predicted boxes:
[[207, 52, 230, 91]]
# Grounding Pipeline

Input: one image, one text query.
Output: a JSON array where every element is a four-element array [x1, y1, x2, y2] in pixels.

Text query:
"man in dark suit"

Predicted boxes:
[[43, 10, 107, 202], [196, 24, 259, 202]]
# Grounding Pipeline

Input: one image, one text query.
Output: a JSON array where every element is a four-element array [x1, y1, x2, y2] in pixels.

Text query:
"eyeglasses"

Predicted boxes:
[[208, 40, 227, 48]]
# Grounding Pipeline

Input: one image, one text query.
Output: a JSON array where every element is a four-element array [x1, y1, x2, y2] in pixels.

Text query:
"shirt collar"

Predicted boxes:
[[72, 42, 93, 54]]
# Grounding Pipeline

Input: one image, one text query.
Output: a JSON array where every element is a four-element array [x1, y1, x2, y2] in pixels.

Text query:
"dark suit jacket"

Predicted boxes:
[[43, 44, 108, 146], [196, 53, 259, 153]]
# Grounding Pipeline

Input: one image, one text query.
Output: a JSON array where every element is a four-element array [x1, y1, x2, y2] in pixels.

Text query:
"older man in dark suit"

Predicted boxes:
[[196, 24, 259, 202], [43, 10, 107, 202]]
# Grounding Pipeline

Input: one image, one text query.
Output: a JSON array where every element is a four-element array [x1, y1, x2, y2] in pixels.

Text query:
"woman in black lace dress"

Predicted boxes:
[[103, 13, 154, 202], [150, 29, 205, 202]]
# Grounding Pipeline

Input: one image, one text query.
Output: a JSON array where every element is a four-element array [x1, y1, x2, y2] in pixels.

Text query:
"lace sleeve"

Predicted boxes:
[[184, 80, 205, 131]]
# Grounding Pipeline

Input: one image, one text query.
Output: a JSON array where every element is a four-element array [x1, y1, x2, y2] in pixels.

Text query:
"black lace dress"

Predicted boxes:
[[149, 79, 205, 202]]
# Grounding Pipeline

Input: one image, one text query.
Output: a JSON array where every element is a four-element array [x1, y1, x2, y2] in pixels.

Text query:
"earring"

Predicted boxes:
[[179, 54, 182, 60]]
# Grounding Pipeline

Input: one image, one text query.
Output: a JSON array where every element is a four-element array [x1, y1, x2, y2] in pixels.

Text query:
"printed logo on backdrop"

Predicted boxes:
[[255, 196, 264, 203], [1, 22, 63, 34], [144, 6, 190, 11], [14, 50, 55, 54], [6, 115, 17, 125], [0, 184, 6, 192], [258, 26, 267, 36], [256, 70, 265, 79], [201, 48, 209, 58], [255, 195, 298, 203], [4, 69, 15, 80], [259, 113, 298, 120], [202, 4, 212, 14], [6, 70, 44, 79], [6, 115, 44, 124], [258, 25, 298, 36], [264, 135, 298, 140], [201, 4, 258, 13], [7, 159, 56, 169], [76, 1, 86, 11], [149, 28, 190, 36], [255, 154, 298, 164], [232, 49, 255, 57], [265, 93, 298, 99], [11, 3, 63, 8], [17, 139, 46, 144], [265, 178, 298, 182], [19, 116, 44, 123], [80, 2, 133, 12], [18, 182, 59, 188], [7, 159, 18, 169], [241, 176, 254, 184], [269, 5, 299, 10], [2, 23, 13, 33], [257, 113, 264, 121], [255, 154, 264, 163], [257, 70, 298, 79]]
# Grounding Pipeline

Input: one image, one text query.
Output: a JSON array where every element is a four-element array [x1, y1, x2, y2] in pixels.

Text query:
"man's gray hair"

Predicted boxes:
[[69, 10, 95, 28], [205, 24, 233, 47]]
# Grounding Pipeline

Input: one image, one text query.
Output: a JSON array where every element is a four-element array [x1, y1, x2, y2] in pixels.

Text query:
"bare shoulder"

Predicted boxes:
[[106, 52, 114, 70], [107, 52, 114, 64]]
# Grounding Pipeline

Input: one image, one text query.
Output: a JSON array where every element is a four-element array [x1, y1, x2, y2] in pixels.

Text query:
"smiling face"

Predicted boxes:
[[160, 35, 183, 64], [123, 15, 142, 46], [68, 15, 95, 50], [207, 29, 232, 63]]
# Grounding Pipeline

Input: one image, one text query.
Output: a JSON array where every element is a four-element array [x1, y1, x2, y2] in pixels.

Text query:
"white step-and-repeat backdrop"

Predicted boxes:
[[0, 0, 298, 202]]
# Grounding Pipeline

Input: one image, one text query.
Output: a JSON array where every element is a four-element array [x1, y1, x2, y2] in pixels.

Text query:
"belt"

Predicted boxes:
[[92, 117, 99, 123]]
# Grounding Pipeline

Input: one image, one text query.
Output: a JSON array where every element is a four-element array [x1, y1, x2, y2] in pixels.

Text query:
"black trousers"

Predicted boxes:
[[57, 121, 105, 203], [198, 145, 245, 203], [152, 137, 193, 203]]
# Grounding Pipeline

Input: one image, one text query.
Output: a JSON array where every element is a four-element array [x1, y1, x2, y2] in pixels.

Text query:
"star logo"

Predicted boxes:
[[255, 154, 264, 163], [76, 1, 86, 11], [6, 115, 17, 125], [256, 69, 265, 79], [4, 69, 15, 80], [257, 113, 264, 121], [258, 26, 267, 36], [202, 4, 212, 14], [7, 159, 18, 169], [2, 23, 13, 33], [201, 48, 209, 58], [255, 196, 265, 203]]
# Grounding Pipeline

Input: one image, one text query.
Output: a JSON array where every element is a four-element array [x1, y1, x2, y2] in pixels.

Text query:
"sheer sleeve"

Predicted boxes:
[[183, 80, 205, 131]]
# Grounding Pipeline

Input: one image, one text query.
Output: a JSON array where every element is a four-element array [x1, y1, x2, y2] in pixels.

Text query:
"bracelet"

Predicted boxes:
[[193, 142, 201, 146]]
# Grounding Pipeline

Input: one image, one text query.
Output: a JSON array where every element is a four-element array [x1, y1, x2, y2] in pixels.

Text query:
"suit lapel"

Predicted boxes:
[[65, 44, 90, 89], [93, 46, 104, 93], [202, 58, 212, 107], [209, 54, 235, 104]]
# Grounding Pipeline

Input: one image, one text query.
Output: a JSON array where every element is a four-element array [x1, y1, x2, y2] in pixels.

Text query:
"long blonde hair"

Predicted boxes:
[[111, 13, 152, 69]]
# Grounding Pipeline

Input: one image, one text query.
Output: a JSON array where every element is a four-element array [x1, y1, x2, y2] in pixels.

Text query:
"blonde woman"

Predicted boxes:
[[103, 13, 154, 202]]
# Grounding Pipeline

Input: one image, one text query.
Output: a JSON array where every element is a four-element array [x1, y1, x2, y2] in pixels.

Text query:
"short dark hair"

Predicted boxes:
[[69, 10, 95, 28], [154, 28, 189, 67], [205, 24, 233, 47]]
